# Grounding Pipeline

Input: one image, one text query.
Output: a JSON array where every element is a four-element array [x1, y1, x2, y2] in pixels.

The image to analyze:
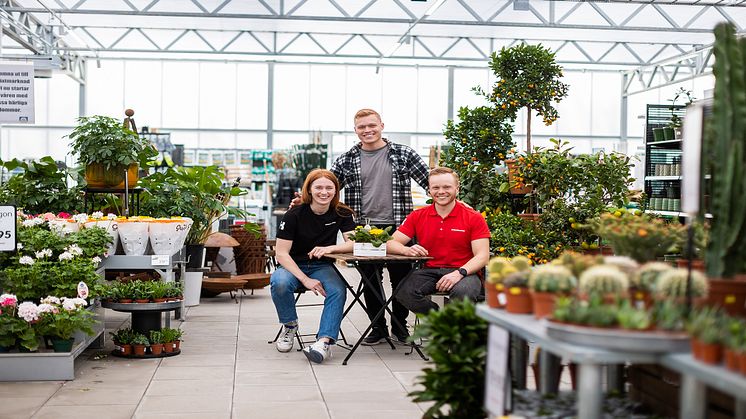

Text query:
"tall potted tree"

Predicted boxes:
[[67, 115, 157, 188], [703, 22, 746, 316]]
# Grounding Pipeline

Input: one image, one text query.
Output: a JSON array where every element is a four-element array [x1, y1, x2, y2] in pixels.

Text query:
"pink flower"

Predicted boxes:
[[42, 212, 56, 221], [0, 294, 18, 307], [56, 212, 71, 219]]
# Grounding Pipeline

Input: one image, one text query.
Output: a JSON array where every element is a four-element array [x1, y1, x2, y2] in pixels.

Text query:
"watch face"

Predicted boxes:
[[458, 268, 467, 276]]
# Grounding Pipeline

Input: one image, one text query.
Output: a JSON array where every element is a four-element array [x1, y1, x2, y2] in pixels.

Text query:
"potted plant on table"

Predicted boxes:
[[630, 262, 673, 308], [131, 333, 149, 356], [67, 115, 157, 188], [528, 264, 577, 318], [348, 225, 393, 257], [37, 296, 96, 352], [578, 265, 629, 302], [148, 330, 165, 355], [110, 328, 135, 355]]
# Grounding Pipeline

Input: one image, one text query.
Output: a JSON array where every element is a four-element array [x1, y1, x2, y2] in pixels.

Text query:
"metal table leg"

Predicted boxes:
[[577, 363, 603, 419], [679, 374, 706, 419], [510, 336, 527, 390], [735, 399, 746, 419], [606, 364, 625, 393], [539, 350, 561, 395]]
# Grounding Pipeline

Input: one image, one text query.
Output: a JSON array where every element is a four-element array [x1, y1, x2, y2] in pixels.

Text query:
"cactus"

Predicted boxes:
[[528, 264, 577, 293], [510, 255, 532, 272], [487, 257, 517, 284], [705, 23, 746, 278], [552, 250, 602, 277], [578, 265, 629, 296], [632, 262, 673, 292], [656, 268, 709, 298], [602, 256, 639, 276], [503, 271, 530, 288]]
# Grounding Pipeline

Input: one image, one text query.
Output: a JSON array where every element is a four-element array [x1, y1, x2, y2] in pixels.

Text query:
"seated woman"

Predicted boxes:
[[270, 169, 355, 363]]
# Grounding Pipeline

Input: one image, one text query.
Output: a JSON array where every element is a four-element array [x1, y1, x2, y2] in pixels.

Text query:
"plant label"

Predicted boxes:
[[151, 255, 169, 266], [77, 282, 89, 299], [0, 205, 17, 252]]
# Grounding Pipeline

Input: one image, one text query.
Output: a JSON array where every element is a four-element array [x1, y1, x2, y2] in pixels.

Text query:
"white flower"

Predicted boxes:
[[62, 299, 77, 311], [18, 256, 35, 265], [37, 303, 57, 314], [72, 213, 88, 224], [67, 244, 83, 256], [58, 252, 74, 261], [91, 256, 102, 267], [16, 243, 23, 250], [91, 211, 104, 219], [62, 297, 87, 308], [40, 296, 61, 305], [35, 249, 53, 259], [17, 302, 39, 322], [106, 213, 117, 220], [22, 219, 38, 227], [49, 222, 69, 235]]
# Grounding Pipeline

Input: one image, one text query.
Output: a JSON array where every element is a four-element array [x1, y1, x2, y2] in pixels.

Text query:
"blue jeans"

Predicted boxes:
[[270, 260, 347, 343]]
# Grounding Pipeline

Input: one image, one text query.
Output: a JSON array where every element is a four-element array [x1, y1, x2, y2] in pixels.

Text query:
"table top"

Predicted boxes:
[[661, 353, 746, 397], [324, 253, 433, 263], [476, 305, 659, 364]]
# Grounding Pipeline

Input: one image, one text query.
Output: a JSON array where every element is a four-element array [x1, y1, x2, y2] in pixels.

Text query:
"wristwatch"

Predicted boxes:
[[457, 267, 468, 277]]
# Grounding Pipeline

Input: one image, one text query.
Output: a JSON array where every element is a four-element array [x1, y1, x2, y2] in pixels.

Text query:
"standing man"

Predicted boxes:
[[331, 108, 430, 345], [387, 167, 490, 312]]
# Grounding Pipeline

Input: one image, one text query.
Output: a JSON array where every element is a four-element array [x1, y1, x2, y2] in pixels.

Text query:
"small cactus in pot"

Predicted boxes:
[[503, 271, 532, 314], [579, 265, 629, 300], [631, 262, 673, 308], [656, 268, 709, 300], [528, 264, 577, 318], [486, 256, 531, 309]]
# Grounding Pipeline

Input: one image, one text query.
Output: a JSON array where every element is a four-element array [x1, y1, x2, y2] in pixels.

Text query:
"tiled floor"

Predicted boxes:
[[0, 266, 437, 419]]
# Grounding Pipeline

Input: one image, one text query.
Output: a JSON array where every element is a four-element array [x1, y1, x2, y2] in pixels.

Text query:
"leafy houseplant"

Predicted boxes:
[[409, 299, 487, 419], [0, 157, 85, 214], [131, 332, 149, 356], [37, 296, 96, 351], [67, 115, 157, 188], [588, 211, 685, 263], [668, 87, 695, 134]]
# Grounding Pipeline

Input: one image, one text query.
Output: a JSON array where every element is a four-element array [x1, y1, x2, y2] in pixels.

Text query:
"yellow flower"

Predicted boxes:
[[369, 228, 384, 235]]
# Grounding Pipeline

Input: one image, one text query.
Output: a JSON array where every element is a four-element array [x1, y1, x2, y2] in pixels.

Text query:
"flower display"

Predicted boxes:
[[17, 302, 40, 322], [348, 225, 393, 248], [18, 256, 35, 265], [37, 295, 97, 341]]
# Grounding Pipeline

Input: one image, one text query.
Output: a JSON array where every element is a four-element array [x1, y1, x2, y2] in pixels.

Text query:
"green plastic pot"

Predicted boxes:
[[51, 338, 75, 353], [652, 128, 665, 142], [663, 127, 675, 141]]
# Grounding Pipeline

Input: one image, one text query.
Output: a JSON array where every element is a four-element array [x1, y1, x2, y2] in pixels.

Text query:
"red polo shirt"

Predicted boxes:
[[398, 201, 490, 269]]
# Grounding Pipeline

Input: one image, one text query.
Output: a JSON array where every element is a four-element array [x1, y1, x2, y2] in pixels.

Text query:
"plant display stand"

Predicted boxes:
[[0, 302, 105, 381], [102, 301, 182, 359]]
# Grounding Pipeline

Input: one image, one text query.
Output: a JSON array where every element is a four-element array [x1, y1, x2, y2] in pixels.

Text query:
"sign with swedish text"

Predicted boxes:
[[0, 62, 35, 123], [0, 205, 17, 252]]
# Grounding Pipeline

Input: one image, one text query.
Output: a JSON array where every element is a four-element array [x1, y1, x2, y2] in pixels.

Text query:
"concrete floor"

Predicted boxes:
[[0, 266, 434, 419]]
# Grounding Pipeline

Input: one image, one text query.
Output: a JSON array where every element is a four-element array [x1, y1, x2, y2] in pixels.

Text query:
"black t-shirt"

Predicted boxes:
[[276, 204, 356, 262]]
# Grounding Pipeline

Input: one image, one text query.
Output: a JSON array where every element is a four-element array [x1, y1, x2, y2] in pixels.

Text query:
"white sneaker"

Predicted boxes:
[[276, 324, 298, 353], [303, 339, 331, 364]]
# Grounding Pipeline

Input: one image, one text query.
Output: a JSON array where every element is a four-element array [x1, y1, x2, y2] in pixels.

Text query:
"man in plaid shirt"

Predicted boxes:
[[330, 109, 430, 345]]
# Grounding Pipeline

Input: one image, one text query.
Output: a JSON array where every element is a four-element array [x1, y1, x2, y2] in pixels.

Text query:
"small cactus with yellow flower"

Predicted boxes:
[[348, 225, 393, 248]]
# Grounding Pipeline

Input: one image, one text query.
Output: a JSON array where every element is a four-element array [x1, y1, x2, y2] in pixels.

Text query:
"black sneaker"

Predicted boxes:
[[392, 330, 410, 345], [361, 328, 389, 346]]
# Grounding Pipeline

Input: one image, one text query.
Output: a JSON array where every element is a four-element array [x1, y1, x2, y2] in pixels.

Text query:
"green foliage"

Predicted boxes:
[[131, 333, 149, 346], [652, 300, 688, 331], [616, 300, 651, 330], [486, 211, 564, 263], [552, 250, 603, 278], [348, 225, 392, 248], [139, 166, 248, 244], [161, 327, 183, 342], [38, 303, 96, 340], [483, 43, 569, 125], [67, 115, 157, 169], [588, 211, 685, 263], [552, 295, 618, 327], [704, 23, 746, 278], [528, 264, 577, 293], [149, 330, 164, 345], [687, 307, 725, 344], [0, 157, 85, 214], [503, 271, 530, 288], [409, 299, 487, 419], [578, 265, 629, 296], [655, 268, 709, 299], [110, 328, 137, 345]]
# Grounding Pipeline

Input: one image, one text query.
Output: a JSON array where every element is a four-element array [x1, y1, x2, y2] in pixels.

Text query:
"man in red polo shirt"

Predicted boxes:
[[387, 167, 490, 313]]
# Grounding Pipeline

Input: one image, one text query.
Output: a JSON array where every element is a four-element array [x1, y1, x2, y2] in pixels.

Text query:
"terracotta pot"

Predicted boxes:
[[119, 299, 133, 304], [739, 352, 746, 376], [120, 344, 132, 356], [724, 348, 740, 372], [698, 342, 723, 365], [629, 288, 653, 309], [690, 338, 702, 360], [174, 340, 181, 350], [505, 287, 533, 314], [485, 283, 504, 309], [163, 341, 174, 353], [133, 344, 147, 356], [705, 277, 746, 316], [153, 298, 167, 303], [135, 299, 150, 304], [517, 213, 540, 222], [676, 259, 705, 272], [577, 245, 614, 256], [150, 343, 164, 356], [505, 159, 533, 195], [530, 291, 562, 319]]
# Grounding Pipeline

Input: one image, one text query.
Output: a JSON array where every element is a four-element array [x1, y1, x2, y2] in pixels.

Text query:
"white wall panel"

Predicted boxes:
[[162, 61, 199, 129]]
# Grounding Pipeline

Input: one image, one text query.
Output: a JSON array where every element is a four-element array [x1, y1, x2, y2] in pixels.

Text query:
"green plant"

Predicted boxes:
[[578, 265, 629, 296], [149, 281, 169, 299], [0, 157, 85, 214], [139, 166, 248, 245], [552, 250, 603, 278], [687, 307, 725, 344], [131, 333, 149, 346], [528, 264, 576, 293], [583, 294, 619, 327], [116, 281, 136, 300], [67, 115, 157, 169], [655, 268, 709, 299], [409, 299, 487, 418], [668, 87, 695, 129], [486, 255, 531, 285], [487, 210, 564, 263], [38, 298, 96, 340], [348, 225, 392, 248], [132, 281, 152, 301], [704, 23, 746, 278], [724, 317, 745, 350], [652, 300, 688, 331], [161, 328, 183, 343], [632, 262, 673, 293], [616, 300, 651, 330], [588, 211, 685, 263], [149, 330, 164, 345], [481, 43, 569, 150], [110, 328, 136, 345], [164, 282, 183, 299]]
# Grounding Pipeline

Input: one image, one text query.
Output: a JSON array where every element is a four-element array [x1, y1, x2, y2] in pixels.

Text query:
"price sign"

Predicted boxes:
[[0, 205, 17, 252], [485, 325, 510, 417], [151, 255, 169, 266], [77, 282, 89, 299]]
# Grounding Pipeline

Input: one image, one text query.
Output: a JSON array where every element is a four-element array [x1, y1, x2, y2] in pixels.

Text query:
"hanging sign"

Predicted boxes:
[[0, 62, 35, 123], [0, 205, 17, 252]]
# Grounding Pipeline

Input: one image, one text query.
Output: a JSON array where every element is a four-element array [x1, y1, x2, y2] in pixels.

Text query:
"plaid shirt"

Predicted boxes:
[[330, 139, 430, 226]]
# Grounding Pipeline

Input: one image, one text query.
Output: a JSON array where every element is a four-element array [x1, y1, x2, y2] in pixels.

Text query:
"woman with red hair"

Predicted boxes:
[[271, 169, 355, 363]]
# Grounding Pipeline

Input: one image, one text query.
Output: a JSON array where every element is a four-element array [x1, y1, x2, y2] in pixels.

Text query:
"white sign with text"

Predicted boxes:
[[0, 62, 35, 123], [485, 324, 510, 417], [0, 205, 17, 252]]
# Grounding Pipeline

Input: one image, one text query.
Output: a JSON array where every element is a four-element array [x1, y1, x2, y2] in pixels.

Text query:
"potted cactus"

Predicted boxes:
[[687, 307, 724, 365], [486, 256, 531, 309], [631, 262, 673, 308], [655, 268, 709, 303], [528, 264, 577, 318], [702, 23, 746, 317], [578, 265, 629, 302], [503, 270, 532, 314]]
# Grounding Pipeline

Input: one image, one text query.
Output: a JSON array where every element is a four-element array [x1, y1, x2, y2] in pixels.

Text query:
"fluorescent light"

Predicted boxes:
[[424, 0, 447, 17]]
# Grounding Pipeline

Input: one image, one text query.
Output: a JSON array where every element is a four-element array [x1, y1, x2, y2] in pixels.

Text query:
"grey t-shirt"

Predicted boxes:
[[360, 144, 394, 224]]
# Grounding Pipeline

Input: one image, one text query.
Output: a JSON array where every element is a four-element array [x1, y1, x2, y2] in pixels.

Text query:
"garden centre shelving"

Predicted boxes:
[[0, 302, 105, 381], [644, 104, 686, 215]]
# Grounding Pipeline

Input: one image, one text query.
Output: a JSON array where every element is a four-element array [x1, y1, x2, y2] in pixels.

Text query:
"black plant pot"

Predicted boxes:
[[185, 244, 205, 269]]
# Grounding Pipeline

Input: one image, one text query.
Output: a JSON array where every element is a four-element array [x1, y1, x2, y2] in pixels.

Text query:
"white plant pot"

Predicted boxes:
[[149, 221, 182, 256], [117, 222, 149, 255], [95, 220, 119, 256], [353, 242, 387, 257], [183, 271, 203, 307], [174, 218, 193, 250]]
